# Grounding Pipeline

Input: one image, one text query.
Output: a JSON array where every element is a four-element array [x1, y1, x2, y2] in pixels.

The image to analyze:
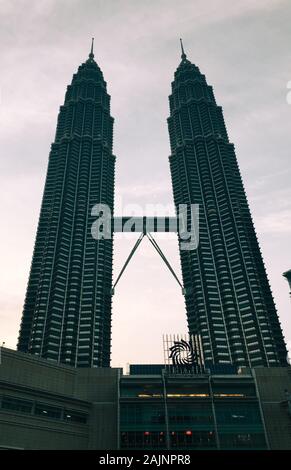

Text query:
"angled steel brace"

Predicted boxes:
[[111, 233, 145, 295], [111, 231, 184, 296], [146, 232, 184, 294]]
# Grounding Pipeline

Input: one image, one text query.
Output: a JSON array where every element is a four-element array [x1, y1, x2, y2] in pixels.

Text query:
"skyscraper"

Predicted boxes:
[[18, 41, 115, 367], [168, 41, 287, 367]]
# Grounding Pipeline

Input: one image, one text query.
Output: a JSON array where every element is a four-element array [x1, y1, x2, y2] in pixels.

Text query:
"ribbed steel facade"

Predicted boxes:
[[168, 51, 287, 367], [18, 49, 115, 367]]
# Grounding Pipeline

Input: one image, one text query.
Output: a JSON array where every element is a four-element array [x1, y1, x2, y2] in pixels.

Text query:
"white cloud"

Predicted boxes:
[[257, 210, 291, 234]]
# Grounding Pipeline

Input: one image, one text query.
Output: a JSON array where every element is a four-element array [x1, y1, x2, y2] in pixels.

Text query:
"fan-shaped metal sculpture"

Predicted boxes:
[[169, 339, 197, 366]]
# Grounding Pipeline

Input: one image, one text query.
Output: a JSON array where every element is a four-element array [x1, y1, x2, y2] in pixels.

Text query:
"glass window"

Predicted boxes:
[[1, 396, 33, 414], [35, 403, 62, 419], [64, 409, 87, 424]]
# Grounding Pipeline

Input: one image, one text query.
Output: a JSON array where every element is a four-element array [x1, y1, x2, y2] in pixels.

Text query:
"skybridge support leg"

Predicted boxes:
[[146, 233, 184, 295], [111, 232, 184, 296], [111, 233, 145, 295]]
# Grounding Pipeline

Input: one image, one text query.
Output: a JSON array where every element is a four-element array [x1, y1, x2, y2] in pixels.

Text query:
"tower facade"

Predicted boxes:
[[18, 43, 115, 367], [168, 43, 287, 367]]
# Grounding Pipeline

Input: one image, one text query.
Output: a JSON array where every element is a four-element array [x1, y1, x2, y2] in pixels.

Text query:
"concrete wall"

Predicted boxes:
[[0, 347, 120, 449], [75, 368, 120, 449], [253, 367, 291, 449], [0, 412, 89, 449]]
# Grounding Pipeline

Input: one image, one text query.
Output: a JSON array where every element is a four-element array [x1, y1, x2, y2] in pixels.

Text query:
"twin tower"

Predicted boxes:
[[18, 41, 288, 368]]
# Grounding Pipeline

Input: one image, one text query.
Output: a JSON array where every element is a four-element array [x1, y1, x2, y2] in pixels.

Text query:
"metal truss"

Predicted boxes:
[[111, 231, 184, 296]]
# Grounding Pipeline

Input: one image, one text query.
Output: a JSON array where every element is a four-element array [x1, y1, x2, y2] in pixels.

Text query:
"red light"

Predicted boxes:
[[144, 431, 150, 436], [185, 430, 192, 436]]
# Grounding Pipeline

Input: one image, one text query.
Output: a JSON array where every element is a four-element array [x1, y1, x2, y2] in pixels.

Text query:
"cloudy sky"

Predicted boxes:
[[0, 0, 290, 368]]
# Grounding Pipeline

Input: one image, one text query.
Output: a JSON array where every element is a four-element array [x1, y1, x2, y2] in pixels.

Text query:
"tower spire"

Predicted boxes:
[[89, 37, 94, 60], [180, 38, 187, 61]]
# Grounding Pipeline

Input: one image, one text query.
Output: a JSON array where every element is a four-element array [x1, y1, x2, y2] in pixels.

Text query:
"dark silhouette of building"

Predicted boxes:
[[17, 40, 115, 367], [168, 41, 287, 367]]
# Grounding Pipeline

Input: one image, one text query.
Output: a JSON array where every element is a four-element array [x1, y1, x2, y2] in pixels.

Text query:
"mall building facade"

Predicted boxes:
[[0, 348, 290, 450]]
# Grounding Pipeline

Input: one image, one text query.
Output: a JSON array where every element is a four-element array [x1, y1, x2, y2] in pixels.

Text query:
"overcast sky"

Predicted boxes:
[[0, 0, 290, 368]]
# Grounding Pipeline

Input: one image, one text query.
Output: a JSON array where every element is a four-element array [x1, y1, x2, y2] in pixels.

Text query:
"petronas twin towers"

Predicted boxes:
[[18, 40, 288, 368]]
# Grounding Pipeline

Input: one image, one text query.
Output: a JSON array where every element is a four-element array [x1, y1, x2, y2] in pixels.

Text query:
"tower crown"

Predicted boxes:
[[70, 38, 105, 87]]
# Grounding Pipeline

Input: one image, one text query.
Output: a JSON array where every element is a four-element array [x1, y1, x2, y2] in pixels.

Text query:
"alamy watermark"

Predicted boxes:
[[91, 203, 200, 251]]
